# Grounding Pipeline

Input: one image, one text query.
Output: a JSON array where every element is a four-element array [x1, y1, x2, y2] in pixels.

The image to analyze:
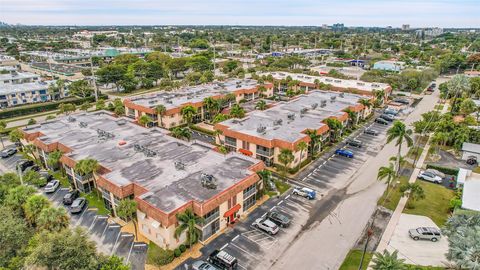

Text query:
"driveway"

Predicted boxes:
[[386, 214, 448, 267]]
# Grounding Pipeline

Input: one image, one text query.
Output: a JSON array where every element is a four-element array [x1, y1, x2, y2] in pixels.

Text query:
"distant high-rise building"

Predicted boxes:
[[424, 27, 444, 37], [402, 24, 410, 31], [332, 23, 345, 31]]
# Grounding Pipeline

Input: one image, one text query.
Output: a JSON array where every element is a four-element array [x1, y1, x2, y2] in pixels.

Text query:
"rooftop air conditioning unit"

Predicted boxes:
[[78, 122, 88, 128], [330, 96, 336, 102], [201, 173, 217, 189], [257, 125, 266, 133], [67, 116, 76, 122], [273, 119, 283, 126], [300, 108, 308, 115], [311, 103, 318, 109], [287, 113, 295, 120], [339, 93, 344, 98], [174, 161, 185, 170]]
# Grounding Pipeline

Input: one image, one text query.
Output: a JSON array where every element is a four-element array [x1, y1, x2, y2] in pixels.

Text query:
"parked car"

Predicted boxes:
[[267, 211, 291, 228], [16, 159, 34, 172], [425, 169, 445, 179], [364, 129, 379, 136], [393, 98, 410, 105], [409, 227, 441, 242], [70, 197, 87, 214], [380, 114, 395, 121], [1, 148, 17, 158], [384, 108, 399, 116], [335, 148, 354, 158], [346, 139, 363, 148], [192, 260, 219, 270], [418, 171, 443, 184], [208, 250, 238, 270], [24, 164, 41, 174], [63, 190, 80, 205], [253, 217, 279, 235], [44, 180, 60, 193], [292, 187, 316, 200], [466, 156, 478, 165], [375, 118, 389, 125]]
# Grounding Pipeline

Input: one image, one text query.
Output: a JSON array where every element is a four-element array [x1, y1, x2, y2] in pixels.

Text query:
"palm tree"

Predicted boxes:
[[116, 199, 139, 240], [181, 105, 197, 125], [278, 148, 294, 178], [37, 206, 70, 232], [296, 141, 308, 171], [359, 98, 372, 109], [343, 108, 358, 128], [171, 127, 191, 142], [371, 250, 406, 270], [325, 118, 343, 142], [230, 104, 245, 118], [255, 100, 267, 110], [223, 93, 236, 108], [174, 208, 204, 250], [386, 121, 413, 176], [305, 129, 321, 157], [9, 129, 24, 146], [46, 150, 63, 170], [5, 185, 36, 212], [74, 158, 99, 191], [257, 85, 267, 97], [400, 183, 425, 208], [373, 89, 386, 106], [23, 194, 51, 226], [23, 144, 38, 162], [155, 105, 167, 127], [257, 169, 272, 193], [388, 156, 407, 172], [377, 163, 396, 195], [203, 97, 219, 120], [214, 129, 223, 144], [138, 115, 153, 127]]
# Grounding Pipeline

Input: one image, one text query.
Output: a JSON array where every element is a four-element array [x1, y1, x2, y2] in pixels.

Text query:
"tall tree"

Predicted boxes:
[[296, 141, 308, 171], [181, 105, 197, 125], [116, 199, 138, 240], [4, 185, 36, 213], [68, 80, 94, 98], [377, 163, 396, 195], [37, 206, 70, 232], [325, 118, 343, 142], [400, 183, 425, 208], [230, 104, 245, 118], [23, 194, 51, 226], [278, 148, 294, 177], [155, 104, 167, 128], [255, 100, 267, 110], [447, 74, 471, 112], [386, 121, 413, 176], [0, 206, 33, 269], [138, 115, 153, 127], [174, 208, 204, 250], [305, 129, 322, 157], [0, 120, 7, 148]]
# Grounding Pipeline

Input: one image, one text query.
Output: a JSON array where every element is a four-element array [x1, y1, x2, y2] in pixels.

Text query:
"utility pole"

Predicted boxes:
[[90, 56, 98, 102]]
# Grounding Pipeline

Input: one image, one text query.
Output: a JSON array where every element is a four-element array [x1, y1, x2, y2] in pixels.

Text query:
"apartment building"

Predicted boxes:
[[215, 90, 372, 168], [0, 81, 54, 107], [263, 71, 391, 98], [21, 112, 265, 249], [0, 71, 40, 85], [124, 79, 274, 128]]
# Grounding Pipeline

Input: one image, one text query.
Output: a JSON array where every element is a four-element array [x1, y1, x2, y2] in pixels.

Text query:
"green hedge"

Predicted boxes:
[[426, 164, 459, 176], [189, 124, 215, 136], [0, 95, 106, 119]]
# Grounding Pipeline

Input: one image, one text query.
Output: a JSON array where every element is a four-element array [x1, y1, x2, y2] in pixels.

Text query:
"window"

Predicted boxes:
[[225, 136, 236, 147], [0, 95, 6, 100], [242, 141, 249, 150], [202, 207, 220, 225], [243, 195, 256, 212], [243, 184, 256, 199]]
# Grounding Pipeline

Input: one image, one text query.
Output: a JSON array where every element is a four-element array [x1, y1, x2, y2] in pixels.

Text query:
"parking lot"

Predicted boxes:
[[43, 186, 148, 270], [179, 116, 397, 270], [0, 153, 148, 270]]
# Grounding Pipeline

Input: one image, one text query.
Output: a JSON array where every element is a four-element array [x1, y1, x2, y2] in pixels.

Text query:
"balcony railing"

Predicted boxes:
[[256, 148, 274, 157], [243, 187, 257, 199]]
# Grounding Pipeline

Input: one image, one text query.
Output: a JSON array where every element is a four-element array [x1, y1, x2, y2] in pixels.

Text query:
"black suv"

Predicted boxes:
[[208, 250, 238, 270], [63, 190, 80, 205], [346, 139, 363, 148], [375, 118, 389, 125], [267, 211, 291, 228], [16, 159, 35, 172], [364, 129, 379, 136]]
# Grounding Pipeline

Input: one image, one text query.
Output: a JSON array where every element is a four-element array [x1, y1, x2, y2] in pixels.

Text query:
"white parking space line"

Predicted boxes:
[[285, 194, 290, 200], [229, 242, 260, 260], [111, 230, 123, 255], [126, 239, 135, 263], [277, 200, 284, 206], [232, 234, 240, 242], [75, 207, 88, 225], [220, 243, 229, 250]]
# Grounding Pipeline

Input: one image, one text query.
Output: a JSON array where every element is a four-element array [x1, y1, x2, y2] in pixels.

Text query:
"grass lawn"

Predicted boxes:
[[407, 146, 424, 159], [50, 171, 70, 188], [403, 181, 455, 227], [434, 104, 444, 111], [339, 249, 372, 270], [405, 265, 444, 270], [274, 179, 291, 195], [82, 189, 110, 215], [146, 242, 174, 266], [377, 176, 409, 211]]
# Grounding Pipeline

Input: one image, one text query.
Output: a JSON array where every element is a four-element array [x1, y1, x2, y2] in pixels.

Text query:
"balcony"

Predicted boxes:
[[256, 147, 274, 157], [243, 186, 257, 199]]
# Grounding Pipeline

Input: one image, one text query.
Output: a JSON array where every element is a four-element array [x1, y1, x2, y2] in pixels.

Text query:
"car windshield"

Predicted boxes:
[[416, 228, 423, 234], [72, 199, 82, 207], [46, 183, 53, 187], [64, 193, 71, 198]]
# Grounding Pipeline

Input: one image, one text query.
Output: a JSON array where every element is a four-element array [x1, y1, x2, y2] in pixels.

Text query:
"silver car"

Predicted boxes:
[[253, 217, 279, 235], [192, 260, 219, 270], [418, 171, 442, 184], [44, 180, 60, 193], [409, 227, 441, 242]]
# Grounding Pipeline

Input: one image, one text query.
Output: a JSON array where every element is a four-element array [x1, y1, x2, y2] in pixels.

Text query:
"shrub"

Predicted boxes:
[[179, 244, 186, 253], [425, 164, 459, 176], [148, 247, 174, 266], [174, 248, 181, 257]]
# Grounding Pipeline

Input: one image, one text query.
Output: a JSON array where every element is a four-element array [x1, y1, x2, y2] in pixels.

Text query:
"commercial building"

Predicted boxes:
[[21, 111, 265, 249], [262, 71, 391, 97], [0, 71, 40, 84], [215, 90, 372, 168], [373, 60, 405, 72], [124, 79, 274, 128]]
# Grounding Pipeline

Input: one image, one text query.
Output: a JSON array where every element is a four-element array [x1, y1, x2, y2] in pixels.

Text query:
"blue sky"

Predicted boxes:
[[1, 0, 479, 27]]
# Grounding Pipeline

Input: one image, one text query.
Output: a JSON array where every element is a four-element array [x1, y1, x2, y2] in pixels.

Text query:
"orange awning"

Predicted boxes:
[[239, 148, 253, 156], [224, 204, 241, 217]]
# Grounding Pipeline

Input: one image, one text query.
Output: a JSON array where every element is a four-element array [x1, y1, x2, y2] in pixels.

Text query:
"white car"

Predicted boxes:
[[418, 171, 442, 184], [292, 187, 316, 200], [253, 217, 279, 235], [44, 180, 60, 193]]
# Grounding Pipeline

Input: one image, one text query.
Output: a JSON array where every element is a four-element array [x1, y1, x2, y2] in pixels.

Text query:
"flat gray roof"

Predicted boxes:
[[24, 112, 258, 213], [263, 71, 390, 92], [128, 79, 258, 110], [221, 90, 364, 143], [0, 71, 39, 82], [462, 142, 480, 154], [0, 81, 53, 95]]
